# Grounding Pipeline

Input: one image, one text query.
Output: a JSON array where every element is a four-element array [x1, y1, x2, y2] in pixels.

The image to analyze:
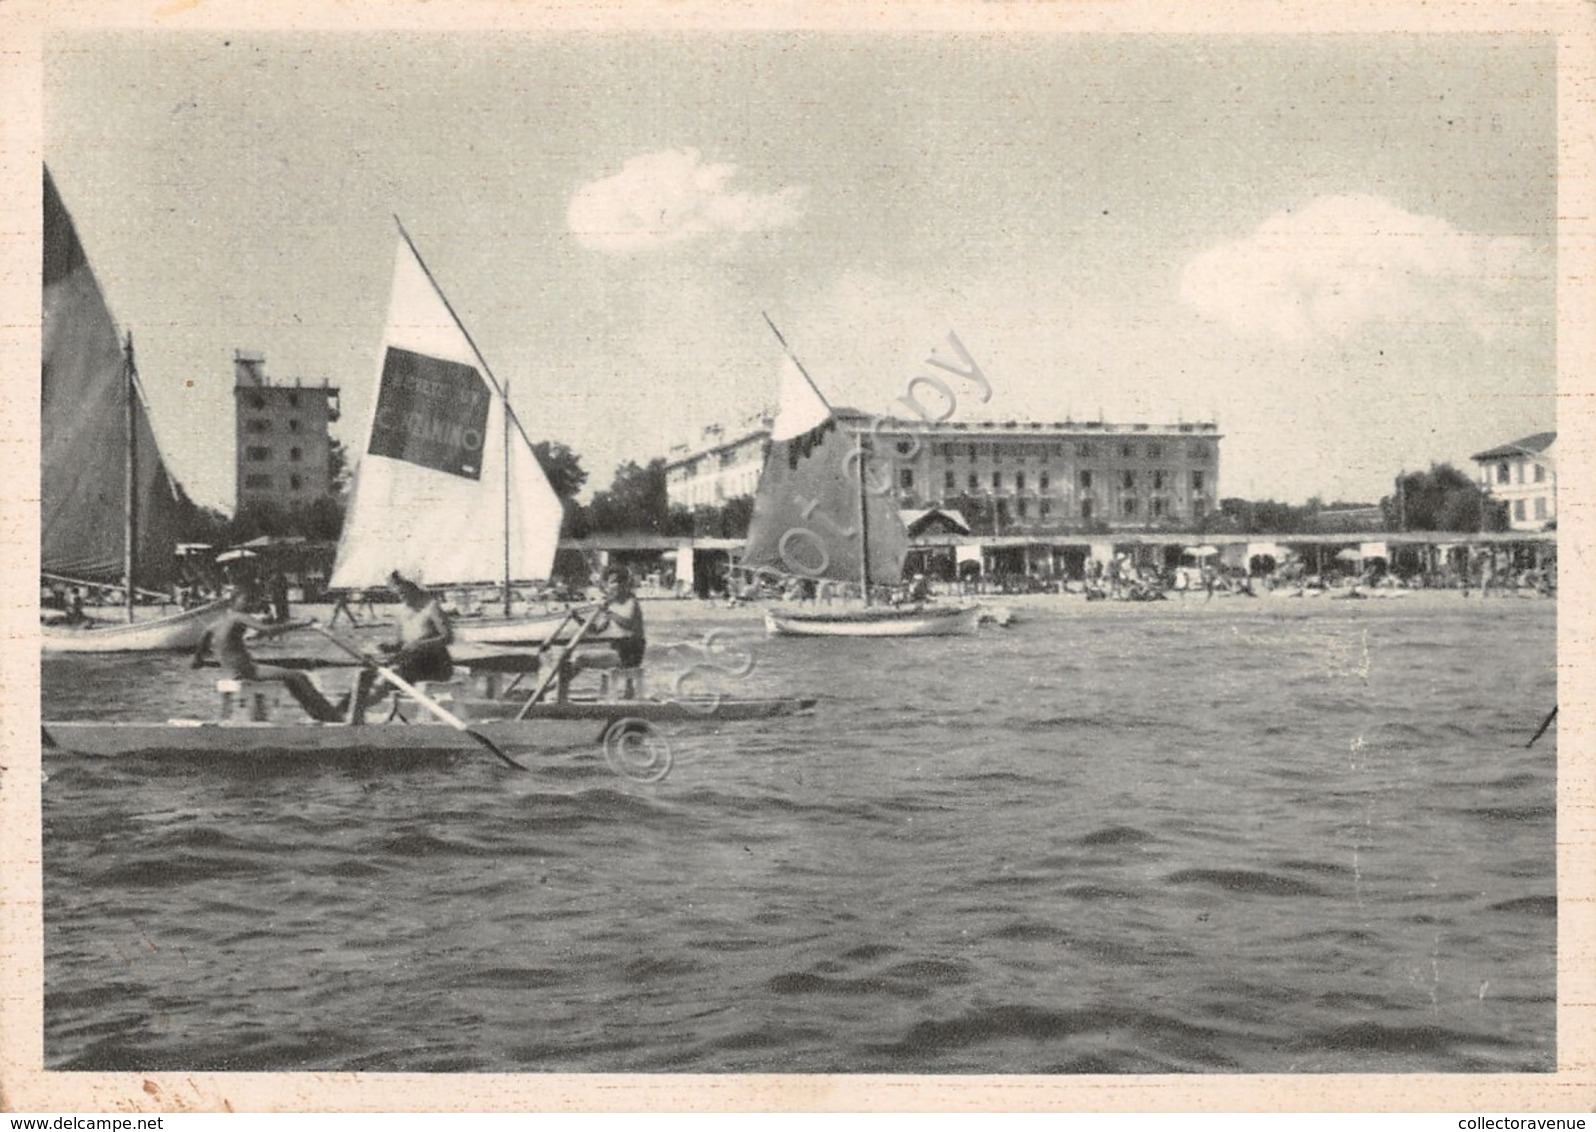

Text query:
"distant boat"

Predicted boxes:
[[40, 166, 224, 653], [327, 218, 569, 645], [742, 317, 981, 638]]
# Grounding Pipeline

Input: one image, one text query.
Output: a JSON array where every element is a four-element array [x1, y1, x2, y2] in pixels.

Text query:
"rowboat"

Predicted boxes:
[[43, 696, 816, 756], [43, 693, 817, 777], [42, 599, 228, 653]]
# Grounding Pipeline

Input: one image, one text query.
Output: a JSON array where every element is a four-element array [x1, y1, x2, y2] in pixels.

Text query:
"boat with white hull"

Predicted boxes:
[[42, 600, 227, 653], [764, 603, 981, 637]]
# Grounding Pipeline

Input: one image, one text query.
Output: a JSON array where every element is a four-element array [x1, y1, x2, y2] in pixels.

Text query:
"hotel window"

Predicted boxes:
[[1534, 464, 1546, 483], [1039, 500, 1051, 519], [945, 469, 956, 491], [290, 474, 303, 491], [247, 446, 271, 461], [1151, 498, 1165, 518], [993, 471, 1003, 490], [288, 393, 300, 408], [1153, 470, 1166, 490], [1120, 443, 1135, 458], [1192, 470, 1206, 491], [1514, 499, 1526, 521], [290, 447, 302, 462], [1017, 499, 1029, 519], [1122, 498, 1137, 516], [968, 473, 978, 491], [1039, 472, 1050, 491], [1080, 470, 1092, 489], [1081, 499, 1094, 519], [1497, 462, 1510, 484], [1535, 498, 1548, 519], [1147, 444, 1162, 459], [1121, 470, 1135, 490], [1189, 442, 1209, 461], [1078, 442, 1096, 458], [289, 419, 301, 433], [244, 474, 271, 489], [246, 419, 269, 433], [900, 468, 914, 489], [1016, 472, 1026, 492], [969, 444, 977, 459]]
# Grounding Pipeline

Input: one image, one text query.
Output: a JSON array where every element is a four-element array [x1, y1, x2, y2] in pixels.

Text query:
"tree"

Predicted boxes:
[[587, 458, 670, 533], [327, 439, 352, 495], [1382, 463, 1497, 532], [531, 441, 588, 501]]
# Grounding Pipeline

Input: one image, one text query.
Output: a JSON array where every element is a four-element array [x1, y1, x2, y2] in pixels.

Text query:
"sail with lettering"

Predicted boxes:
[[42, 166, 189, 590], [329, 224, 563, 590]]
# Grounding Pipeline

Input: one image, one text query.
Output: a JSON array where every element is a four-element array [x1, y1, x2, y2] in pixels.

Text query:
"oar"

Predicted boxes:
[[310, 625, 528, 771], [498, 602, 602, 697], [1526, 705, 1558, 749], [515, 601, 609, 720]]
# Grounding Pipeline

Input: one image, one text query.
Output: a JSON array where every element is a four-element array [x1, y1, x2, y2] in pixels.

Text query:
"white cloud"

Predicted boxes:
[[1177, 194, 1538, 342], [567, 148, 805, 254]]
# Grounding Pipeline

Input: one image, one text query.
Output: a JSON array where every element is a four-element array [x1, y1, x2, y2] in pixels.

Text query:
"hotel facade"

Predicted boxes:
[[666, 412, 1223, 534], [232, 351, 341, 513]]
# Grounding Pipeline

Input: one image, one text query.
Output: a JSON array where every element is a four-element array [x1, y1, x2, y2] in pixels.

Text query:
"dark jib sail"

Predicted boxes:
[[741, 356, 907, 591], [42, 167, 188, 590]]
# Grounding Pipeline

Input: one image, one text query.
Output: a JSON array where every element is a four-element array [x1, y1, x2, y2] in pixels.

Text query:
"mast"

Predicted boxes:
[[122, 332, 136, 623], [503, 370, 512, 617], [857, 428, 872, 606]]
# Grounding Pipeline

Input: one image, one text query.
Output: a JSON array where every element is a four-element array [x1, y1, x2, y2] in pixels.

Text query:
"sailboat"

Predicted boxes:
[[45, 224, 820, 765], [40, 166, 225, 653], [326, 219, 569, 645], [742, 319, 982, 637]]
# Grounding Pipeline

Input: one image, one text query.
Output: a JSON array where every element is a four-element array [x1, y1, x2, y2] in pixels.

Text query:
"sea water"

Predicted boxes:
[[39, 593, 1557, 1073]]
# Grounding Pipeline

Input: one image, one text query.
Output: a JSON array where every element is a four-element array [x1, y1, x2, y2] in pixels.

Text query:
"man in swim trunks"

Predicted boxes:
[[193, 587, 345, 722]]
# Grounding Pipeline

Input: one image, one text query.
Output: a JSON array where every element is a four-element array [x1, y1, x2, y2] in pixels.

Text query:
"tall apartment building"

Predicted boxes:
[[1472, 431, 1556, 531], [666, 412, 1222, 532], [233, 351, 341, 513]]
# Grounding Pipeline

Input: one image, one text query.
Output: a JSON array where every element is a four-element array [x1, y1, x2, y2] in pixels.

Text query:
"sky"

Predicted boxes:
[[42, 28, 1557, 511]]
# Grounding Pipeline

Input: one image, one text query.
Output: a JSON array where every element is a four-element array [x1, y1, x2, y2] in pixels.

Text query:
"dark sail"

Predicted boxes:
[[42, 167, 187, 589], [741, 355, 908, 589]]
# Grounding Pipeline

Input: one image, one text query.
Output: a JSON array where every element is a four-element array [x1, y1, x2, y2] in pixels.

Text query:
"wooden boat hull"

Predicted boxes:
[[42, 696, 817, 761], [764, 604, 982, 637], [455, 611, 585, 646], [41, 599, 227, 653]]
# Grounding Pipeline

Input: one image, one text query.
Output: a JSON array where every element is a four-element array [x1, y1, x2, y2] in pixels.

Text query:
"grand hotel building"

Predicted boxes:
[[666, 411, 1222, 533]]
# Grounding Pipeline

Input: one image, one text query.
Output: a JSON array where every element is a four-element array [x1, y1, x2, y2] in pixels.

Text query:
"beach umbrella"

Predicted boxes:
[[215, 548, 257, 564], [1183, 545, 1219, 558], [1335, 547, 1363, 563]]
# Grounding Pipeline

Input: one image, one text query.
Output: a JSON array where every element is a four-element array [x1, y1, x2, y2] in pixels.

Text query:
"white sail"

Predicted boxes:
[[330, 232, 563, 590]]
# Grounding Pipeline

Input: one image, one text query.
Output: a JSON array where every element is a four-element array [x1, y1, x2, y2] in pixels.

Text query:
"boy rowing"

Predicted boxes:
[[192, 586, 346, 722]]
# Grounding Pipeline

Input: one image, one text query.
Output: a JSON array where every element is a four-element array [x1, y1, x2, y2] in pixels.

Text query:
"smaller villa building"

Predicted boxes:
[[1472, 431, 1555, 532]]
